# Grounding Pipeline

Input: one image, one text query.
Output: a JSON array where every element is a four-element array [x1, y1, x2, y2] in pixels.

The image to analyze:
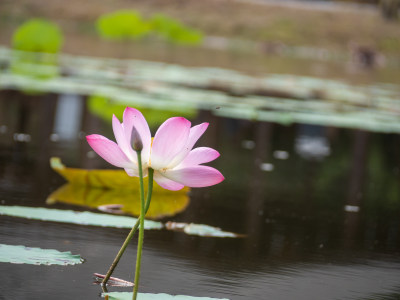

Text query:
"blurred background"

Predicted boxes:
[[0, 0, 400, 299]]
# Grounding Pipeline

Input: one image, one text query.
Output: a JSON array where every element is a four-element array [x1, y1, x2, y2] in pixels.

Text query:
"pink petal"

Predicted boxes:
[[122, 107, 152, 164], [153, 171, 185, 191], [112, 115, 135, 162], [167, 123, 209, 168], [187, 123, 209, 150], [86, 134, 134, 168], [176, 147, 220, 168], [124, 168, 138, 177], [163, 166, 224, 188], [151, 117, 191, 169]]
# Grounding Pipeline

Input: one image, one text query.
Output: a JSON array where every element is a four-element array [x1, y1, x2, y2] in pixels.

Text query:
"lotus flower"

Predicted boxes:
[[86, 107, 224, 191]]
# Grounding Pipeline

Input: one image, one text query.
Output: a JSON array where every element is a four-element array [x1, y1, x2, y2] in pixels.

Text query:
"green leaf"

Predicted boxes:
[[150, 14, 203, 45], [12, 19, 64, 53], [0, 206, 163, 230], [165, 222, 243, 238], [10, 19, 63, 84], [0, 244, 83, 265], [87, 94, 197, 128], [103, 292, 230, 300], [47, 183, 190, 220], [96, 10, 151, 40]]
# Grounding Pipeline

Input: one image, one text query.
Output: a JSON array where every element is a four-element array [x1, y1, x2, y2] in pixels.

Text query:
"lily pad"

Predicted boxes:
[[12, 19, 63, 53], [47, 183, 189, 220], [165, 222, 243, 238], [0, 244, 83, 265], [96, 10, 151, 40], [0, 206, 242, 238], [50, 157, 191, 193], [103, 292, 229, 300], [87, 94, 197, 129], [0, 206, 163, 230]]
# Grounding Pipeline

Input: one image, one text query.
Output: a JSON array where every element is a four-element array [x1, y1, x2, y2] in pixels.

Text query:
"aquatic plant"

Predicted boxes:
[[86, 107, 224, 299], [11, 18, 64, 81], [96, 10, 203, 45], [0, 244, 83, 266], [87, 107, 223, 190], [150, 14, 203, 45], [12, 18, 63, 53], [87, 94, 197, 128], [96, 10, 151, 40]]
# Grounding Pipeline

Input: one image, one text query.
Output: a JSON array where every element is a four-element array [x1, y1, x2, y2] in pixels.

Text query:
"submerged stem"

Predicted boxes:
[[133, 150, 146, 300], [101, 168, 154, 287]]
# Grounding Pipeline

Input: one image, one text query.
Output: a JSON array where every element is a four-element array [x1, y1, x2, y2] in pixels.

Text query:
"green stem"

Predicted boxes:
[[133, 150, 147, 300], [101, 168, 154, 287]]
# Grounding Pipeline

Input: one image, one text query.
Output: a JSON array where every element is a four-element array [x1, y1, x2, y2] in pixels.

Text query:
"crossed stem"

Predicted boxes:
[[101, 164, 154, 292]]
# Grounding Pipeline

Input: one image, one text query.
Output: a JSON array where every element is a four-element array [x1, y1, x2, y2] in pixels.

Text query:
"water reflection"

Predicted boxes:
[[0, 92, 400, 299]]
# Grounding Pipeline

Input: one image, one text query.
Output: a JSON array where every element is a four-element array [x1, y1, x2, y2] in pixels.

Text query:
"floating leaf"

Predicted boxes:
[[165, 222, 243, 238], [10, 19, 63, 84], [12, 19, 63, 53], [96, 10, 151, 40], [103, 292, 229, 300], [1, 46, 400, 134], [50, 157, 190, 192], [0, 244, 83, 265], [150, 14, 203, 45], [87, 94, 197, 129], [47, 183, 189, 220], [0, 206, 163, 230], [49, 157, 190, 219]]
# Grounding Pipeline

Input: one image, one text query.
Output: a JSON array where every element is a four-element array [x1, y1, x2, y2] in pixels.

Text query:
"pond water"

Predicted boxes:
[[0, 91, 399, 300]]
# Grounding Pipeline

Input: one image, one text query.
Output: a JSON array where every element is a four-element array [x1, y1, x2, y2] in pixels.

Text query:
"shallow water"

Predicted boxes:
[[0, 93, 400, 300]]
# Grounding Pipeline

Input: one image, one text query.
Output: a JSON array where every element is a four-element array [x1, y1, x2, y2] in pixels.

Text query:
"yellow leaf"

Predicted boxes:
[[49, 157, 190, 219]]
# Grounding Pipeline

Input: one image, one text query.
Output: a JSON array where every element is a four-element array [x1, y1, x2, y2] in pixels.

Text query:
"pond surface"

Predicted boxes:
[[0, 93, 400, 300]]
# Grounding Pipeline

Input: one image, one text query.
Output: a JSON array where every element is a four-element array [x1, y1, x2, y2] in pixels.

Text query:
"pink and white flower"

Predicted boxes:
[[86, 107, 224, 191]]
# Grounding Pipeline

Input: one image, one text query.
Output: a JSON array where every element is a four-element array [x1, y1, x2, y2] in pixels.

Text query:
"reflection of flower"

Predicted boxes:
[[87, 107, 224, 190]]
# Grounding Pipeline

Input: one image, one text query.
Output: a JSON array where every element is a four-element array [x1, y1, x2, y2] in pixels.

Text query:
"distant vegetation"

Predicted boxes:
[[12, 18, 63, 53], [87, 94, 197, 128], [96, 10, 203, 45], [96, 10, 151, 40], [11, 19, 63, 81]]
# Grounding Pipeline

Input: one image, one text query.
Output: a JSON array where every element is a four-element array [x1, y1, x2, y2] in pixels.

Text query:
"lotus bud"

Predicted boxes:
[[131, 126, 143, 152]]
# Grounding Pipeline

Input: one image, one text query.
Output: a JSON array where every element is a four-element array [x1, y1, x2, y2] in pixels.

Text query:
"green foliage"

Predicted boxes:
[[96, 10, 151, 40], [166, 222, 241, 238], [10, 51, 60, 81], [0, 206, 163, 230], [87, 94, 197, 128], [10, 19, 63, 83], [12, 18, 63, 53], [150, 14, 203, 45], [0, 244, 83, 265], [95, 10, 203, 45]]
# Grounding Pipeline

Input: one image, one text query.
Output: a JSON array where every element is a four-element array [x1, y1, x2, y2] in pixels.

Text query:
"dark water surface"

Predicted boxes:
[[0, 93, 400, 300]]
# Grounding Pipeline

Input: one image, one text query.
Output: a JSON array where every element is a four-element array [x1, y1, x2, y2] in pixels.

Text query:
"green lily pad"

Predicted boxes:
[[0, 206, 163, 230], [165, 222, 243, 238], [12, 19, 63, 53], [0, 244, 83, 265], [10, 19, 63, 85], [103, 292, 229, 300], [96, 10, 151, 40]]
